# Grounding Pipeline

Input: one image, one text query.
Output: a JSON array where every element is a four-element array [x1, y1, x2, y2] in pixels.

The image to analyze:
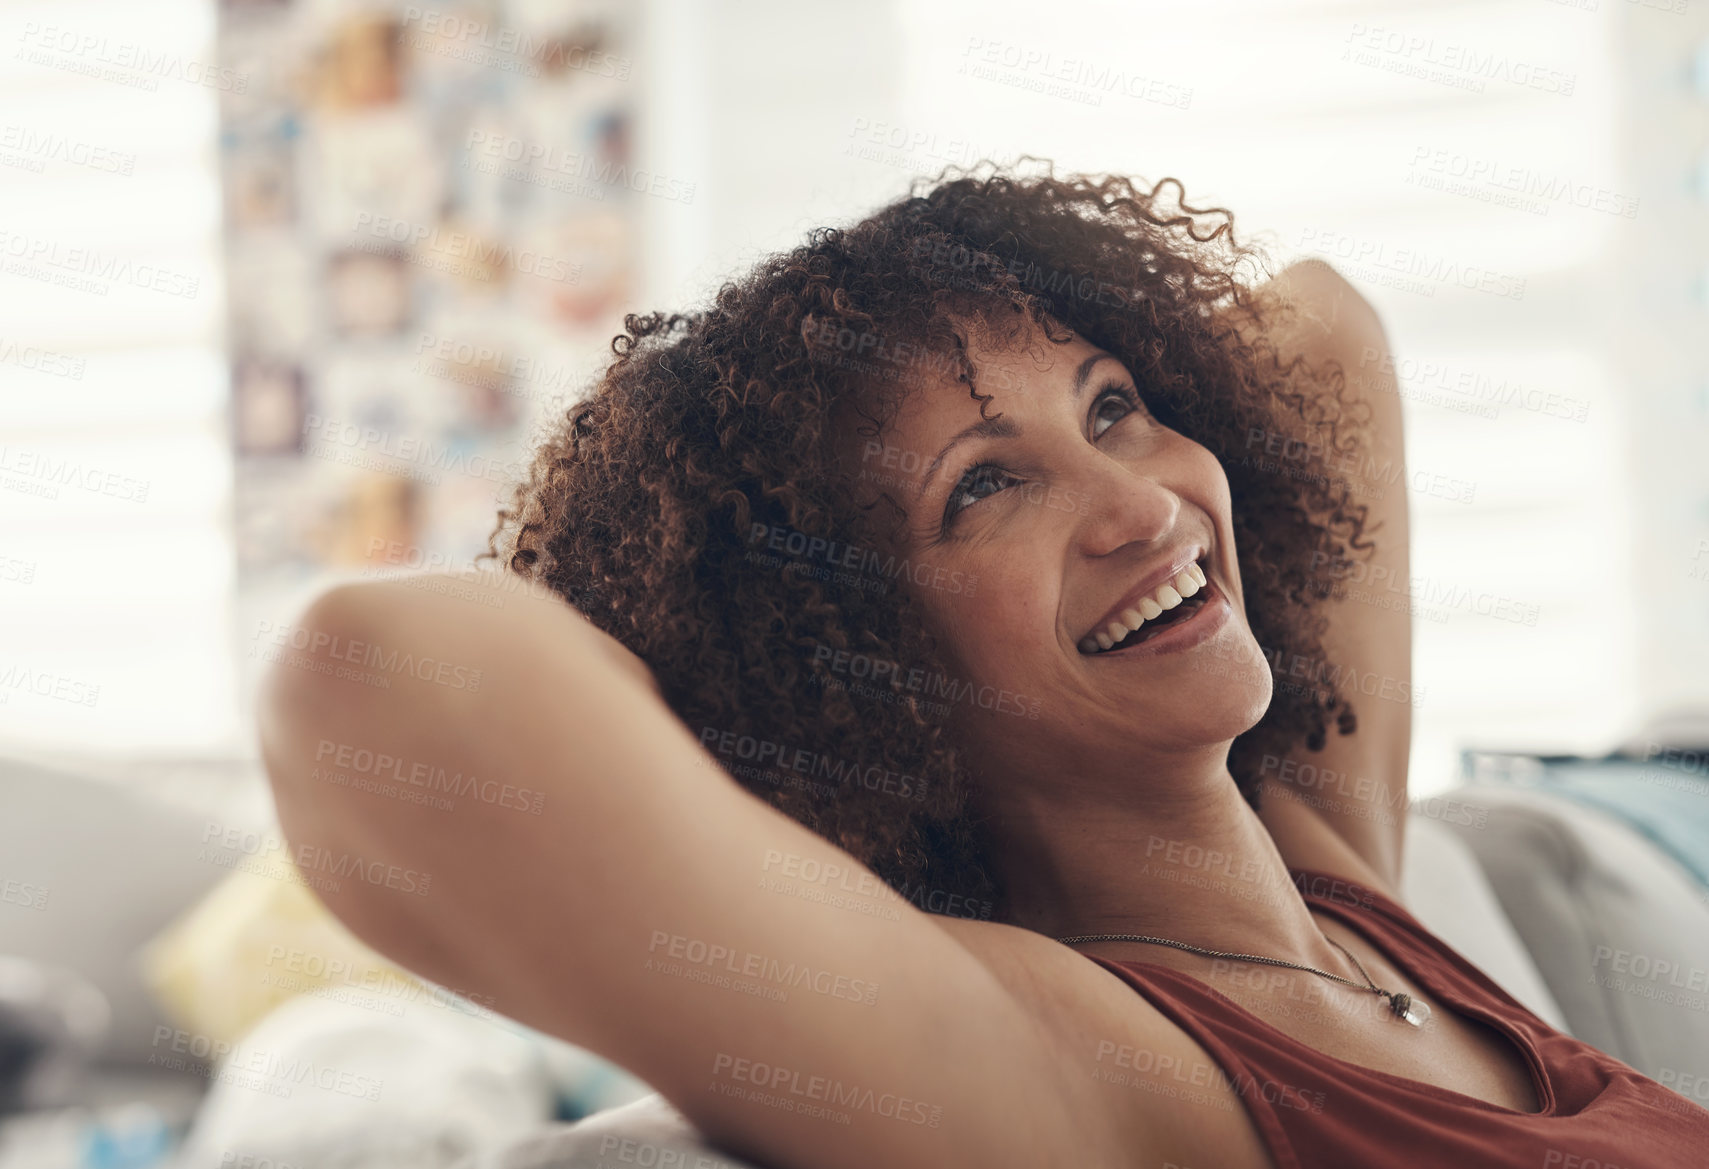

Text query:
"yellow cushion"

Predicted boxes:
[[143, 865, 425, 1045]]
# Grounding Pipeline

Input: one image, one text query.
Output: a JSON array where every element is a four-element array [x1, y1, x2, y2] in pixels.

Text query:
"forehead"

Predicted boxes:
[[828, 317, 1114, 525], [878, 316, 1100, 437]]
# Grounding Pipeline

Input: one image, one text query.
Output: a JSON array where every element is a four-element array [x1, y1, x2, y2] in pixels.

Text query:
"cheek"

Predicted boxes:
[[912, 552, 1054, 674], [1175, 438, 1238, 550]]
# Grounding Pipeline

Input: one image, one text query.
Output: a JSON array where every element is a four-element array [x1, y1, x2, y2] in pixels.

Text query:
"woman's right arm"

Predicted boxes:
[[257, 573, 1129, 1169]]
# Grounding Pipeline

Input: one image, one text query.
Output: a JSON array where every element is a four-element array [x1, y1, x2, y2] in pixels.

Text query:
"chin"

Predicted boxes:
[[1117, 621, 1275, 748], [1147, 670, 1273, 752]]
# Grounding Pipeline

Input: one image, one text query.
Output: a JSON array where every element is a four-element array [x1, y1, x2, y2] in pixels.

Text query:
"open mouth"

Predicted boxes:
[[1077, 559, 1215, 656]]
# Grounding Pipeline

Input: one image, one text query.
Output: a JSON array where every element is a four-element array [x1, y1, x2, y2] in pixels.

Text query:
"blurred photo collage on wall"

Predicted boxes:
[[218, 0, 638, 583]]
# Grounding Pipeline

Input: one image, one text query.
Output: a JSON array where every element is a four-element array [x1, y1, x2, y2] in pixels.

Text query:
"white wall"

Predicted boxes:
[[636, 0, 1709, 795], [0, 0, 235, 757]]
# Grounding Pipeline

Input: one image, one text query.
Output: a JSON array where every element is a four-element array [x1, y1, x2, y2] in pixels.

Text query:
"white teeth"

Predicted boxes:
[[1081, 559, 1213, 654]]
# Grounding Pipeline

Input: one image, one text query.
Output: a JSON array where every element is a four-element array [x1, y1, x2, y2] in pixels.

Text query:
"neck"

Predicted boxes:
[[983, 747, 1342, 970]]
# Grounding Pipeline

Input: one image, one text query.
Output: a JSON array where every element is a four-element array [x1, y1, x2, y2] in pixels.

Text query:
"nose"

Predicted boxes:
[[1072, 461, 1181, 560]]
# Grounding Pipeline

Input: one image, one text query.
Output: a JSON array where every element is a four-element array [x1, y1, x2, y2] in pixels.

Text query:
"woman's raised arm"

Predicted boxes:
[[256, 572, 1129, 1169], [1240, 260, 1415, 894]]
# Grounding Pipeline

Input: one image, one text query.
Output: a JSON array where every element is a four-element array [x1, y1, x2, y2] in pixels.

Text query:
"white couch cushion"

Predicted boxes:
[[464, 1093, 746, 1169], [1400, 810, 1568, 1031], [1443, 785, 1709, 1097], [0, 756, 231, 1066]]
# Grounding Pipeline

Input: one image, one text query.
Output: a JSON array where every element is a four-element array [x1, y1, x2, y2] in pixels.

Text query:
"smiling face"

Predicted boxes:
[[842, 316, 1273, 798]]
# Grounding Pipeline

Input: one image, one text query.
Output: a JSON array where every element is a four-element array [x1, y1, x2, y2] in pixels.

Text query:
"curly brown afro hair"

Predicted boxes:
[[488, 163, 1371, 918]]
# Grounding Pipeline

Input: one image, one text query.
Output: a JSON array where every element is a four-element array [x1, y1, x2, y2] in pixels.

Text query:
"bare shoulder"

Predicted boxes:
[[930, 916, 1150, 1035], [930, 917, 1278, 1169]]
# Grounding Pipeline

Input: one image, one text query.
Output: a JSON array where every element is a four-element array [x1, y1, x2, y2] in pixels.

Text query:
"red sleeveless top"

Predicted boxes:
[[1083, 870, 1709, 1169]]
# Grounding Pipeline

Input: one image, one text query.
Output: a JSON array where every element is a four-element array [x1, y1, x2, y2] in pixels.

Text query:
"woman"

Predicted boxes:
[[260, 168, 1709, 1168]]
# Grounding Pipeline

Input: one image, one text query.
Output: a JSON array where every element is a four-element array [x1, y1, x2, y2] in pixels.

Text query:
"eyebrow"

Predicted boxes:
[[913, 352, 1120, 501]]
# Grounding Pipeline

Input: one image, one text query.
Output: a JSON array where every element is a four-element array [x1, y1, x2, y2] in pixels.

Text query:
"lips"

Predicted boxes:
[[1077, 553, 1215, 655]]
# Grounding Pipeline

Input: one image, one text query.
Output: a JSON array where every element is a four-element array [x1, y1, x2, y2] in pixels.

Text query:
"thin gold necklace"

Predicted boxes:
[[1056, 931, 1432, 1027]]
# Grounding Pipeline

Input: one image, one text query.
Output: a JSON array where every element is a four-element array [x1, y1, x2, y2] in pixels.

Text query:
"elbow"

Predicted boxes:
[[1286, 259, 1388, 348], [255, 584, 384, 815]]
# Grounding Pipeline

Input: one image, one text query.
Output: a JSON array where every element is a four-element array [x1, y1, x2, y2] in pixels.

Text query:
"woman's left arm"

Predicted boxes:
[[1244, 260, 1415, 896]]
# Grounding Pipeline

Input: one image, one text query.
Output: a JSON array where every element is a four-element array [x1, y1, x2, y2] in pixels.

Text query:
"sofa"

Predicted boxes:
[[3, 750, 1707, 1168]]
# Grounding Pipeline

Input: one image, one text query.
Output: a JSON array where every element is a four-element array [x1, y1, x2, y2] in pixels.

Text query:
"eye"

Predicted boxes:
[[943, 462, 1020, 524], [935, 382, 1146, 534], [1091, 384, 1143, 438]]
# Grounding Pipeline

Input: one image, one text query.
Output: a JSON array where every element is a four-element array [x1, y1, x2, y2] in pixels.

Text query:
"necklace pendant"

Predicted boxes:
[[1390, 993, 1430, 1027]]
